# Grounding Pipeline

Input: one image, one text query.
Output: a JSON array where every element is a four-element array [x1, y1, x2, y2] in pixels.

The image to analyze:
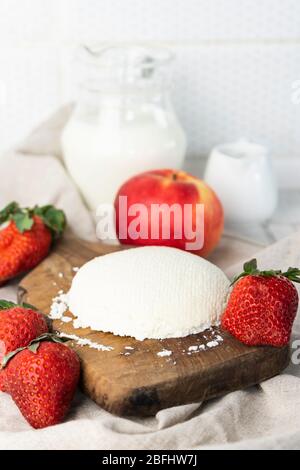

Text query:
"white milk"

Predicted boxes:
[[62, 101, 186, 211]]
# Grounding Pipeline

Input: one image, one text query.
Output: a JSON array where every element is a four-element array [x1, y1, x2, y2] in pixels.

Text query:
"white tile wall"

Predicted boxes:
[[0, 46, 60, 151], [0, 0, 299, 159], [173, 44, 300, 158], [0, 0, 58, 43], [58, 0, 300, 42]]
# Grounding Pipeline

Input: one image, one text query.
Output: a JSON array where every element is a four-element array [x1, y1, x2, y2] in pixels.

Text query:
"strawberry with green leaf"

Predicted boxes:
[[2, 333, 80, 429], [221, 259, 300, 347], [0, 202, 66, 284], [0, 300, 49, 391]]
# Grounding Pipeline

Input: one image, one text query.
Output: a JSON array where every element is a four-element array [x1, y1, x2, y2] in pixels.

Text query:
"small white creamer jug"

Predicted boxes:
[[204, 140, 278, 223]]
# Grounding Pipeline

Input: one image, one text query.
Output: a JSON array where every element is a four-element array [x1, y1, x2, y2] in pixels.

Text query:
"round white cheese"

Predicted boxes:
[[68, 246, 230, 340]]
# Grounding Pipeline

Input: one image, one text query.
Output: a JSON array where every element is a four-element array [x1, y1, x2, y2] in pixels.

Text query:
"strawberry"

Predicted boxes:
[[221, 259, 300, 347], [0, 202, 66, 284], [0, 301, 48, 391], [2, 334, 80, 429]]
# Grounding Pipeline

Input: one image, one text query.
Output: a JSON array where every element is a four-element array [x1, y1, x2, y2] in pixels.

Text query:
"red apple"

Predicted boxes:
[[114, 169, 224, 257]]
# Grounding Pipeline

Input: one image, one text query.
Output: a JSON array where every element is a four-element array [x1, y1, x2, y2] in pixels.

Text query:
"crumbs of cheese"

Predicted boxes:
[[157, 349, 172, 357], [58, 332, 113, 352], [49, 292, 69, 319], [61, 316, 72, 323]]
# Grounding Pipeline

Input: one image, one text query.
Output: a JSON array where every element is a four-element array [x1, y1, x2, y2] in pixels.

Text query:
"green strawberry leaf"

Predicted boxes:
[[12, 211, 34, 233], [243, 258, 258, 273], [28, 342, 40, 353], [0, 201, 19, 225], [22, 302, 38, 310], [232, 259, 300, 285], [34, 205, 66, 239], [0, 299, 38, 311], [282, 267, 300, 283], [259, 269, 281, 277], [1, 346, 26, 368], [0, 201, 66, 237], [30, 333, 53, 342], [0, 300, 16, 310], [1, 332, 70, 368]]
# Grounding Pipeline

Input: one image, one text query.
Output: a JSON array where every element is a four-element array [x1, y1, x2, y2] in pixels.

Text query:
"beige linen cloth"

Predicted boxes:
[[0, 108, 300, 450]]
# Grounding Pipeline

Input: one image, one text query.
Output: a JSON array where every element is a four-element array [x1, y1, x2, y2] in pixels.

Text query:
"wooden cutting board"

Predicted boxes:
[[18, 237, 290, 417]]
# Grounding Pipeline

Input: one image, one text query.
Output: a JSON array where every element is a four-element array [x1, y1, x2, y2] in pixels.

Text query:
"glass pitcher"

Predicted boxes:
[[61, 45, 187, 212]]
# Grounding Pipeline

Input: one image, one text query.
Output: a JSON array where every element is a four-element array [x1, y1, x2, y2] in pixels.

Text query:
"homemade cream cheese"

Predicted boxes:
[[68, 246, 230, 340]]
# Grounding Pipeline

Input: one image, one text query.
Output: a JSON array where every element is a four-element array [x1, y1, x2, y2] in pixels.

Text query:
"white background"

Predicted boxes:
[[0, 0, 299, 161]]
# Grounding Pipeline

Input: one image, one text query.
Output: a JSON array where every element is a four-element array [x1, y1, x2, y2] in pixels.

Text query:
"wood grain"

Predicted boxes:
[[19, 237, 290, 416]]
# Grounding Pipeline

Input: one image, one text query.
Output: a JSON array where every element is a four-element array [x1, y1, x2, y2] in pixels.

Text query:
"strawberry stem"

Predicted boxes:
[[232, 258, 300, 285]]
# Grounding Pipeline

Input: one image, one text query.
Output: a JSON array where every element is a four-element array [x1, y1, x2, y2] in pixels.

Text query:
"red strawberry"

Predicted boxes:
[[221, 259, 300, 347], [3, 337, 80, 429], [0, 202, 66, 284], [0, 301, 48, 391]]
